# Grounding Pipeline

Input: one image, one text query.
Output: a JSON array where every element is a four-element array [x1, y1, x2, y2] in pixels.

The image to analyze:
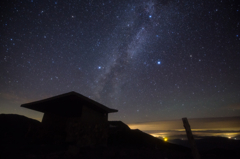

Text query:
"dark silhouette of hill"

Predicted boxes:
[[108, 121, 190, 152], [2, 114, 240, 158], [0, 114, 41, 144], [0, 114, 66, 158], [0, 114, 192, 158]]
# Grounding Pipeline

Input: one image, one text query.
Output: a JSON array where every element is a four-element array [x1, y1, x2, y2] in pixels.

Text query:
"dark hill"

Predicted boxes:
[[0, 114, 41, 144], [0, 114, 192, 159], [108, 121, 189, 152]]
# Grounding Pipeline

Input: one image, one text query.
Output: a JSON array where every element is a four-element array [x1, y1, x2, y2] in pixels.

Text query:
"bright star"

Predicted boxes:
[[157, 61, 161, 65], [98, 66, 101, 69], [149, 15, 152, 18]]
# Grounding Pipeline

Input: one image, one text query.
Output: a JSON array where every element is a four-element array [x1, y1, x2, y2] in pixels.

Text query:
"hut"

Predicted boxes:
[[21, 91, 118, 147]]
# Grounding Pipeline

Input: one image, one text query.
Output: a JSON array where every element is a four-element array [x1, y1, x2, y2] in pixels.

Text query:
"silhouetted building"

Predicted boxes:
[[21, 91, 118, 147]]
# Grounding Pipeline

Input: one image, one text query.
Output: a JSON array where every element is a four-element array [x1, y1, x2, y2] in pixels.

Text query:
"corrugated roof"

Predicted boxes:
[[21, 91, 118, 115]]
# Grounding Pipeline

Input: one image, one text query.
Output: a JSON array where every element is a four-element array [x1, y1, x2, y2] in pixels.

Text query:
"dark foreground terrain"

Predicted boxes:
[[0, 114, 239, 159], [169, 136, 240, 159]]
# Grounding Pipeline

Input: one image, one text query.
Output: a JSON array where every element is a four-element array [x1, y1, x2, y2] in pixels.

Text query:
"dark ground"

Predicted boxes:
[[1, 114, 239, 159], [169, 137, 240, 159]]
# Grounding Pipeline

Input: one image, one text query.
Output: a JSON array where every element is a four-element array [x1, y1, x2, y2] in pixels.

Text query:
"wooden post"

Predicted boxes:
[[182, 118, 201, 159]]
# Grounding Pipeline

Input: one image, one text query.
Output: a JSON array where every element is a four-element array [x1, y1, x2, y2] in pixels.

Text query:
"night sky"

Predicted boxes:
[[1, 0, 240, 128]]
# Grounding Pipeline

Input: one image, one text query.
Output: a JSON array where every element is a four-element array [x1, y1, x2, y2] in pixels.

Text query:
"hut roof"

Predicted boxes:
[[21, 91, 118, 116]]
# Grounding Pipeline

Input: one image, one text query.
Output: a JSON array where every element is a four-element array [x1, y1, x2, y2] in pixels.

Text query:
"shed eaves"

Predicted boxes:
[[21, 91, 118, 116]]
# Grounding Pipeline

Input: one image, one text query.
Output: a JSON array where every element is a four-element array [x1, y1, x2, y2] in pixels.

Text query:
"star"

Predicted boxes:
[[0, 0, 239, 138]]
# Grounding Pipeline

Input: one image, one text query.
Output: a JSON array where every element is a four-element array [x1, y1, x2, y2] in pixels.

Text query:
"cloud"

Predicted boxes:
[[224, 103, 240, 110], [0, 91, 53, 105], [0, 92, 30, 104], [128, 116, 240, 130], [128, 117, 240, 138]]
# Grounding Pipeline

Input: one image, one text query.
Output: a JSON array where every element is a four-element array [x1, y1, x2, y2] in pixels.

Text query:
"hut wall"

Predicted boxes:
[[41, 113, 67, 144], [65, 105, 108, 147], [81, 105, 108, 123], [66, 118, 108, 147], [40, 106, 109, 146]]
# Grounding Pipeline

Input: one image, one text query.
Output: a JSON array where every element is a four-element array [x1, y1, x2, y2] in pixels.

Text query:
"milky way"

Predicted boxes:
[[0, 0, 240, 123], [93, 1, 155, 100]]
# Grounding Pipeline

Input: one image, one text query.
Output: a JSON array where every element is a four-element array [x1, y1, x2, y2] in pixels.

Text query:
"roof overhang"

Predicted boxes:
[[21, 91, 118, 116]]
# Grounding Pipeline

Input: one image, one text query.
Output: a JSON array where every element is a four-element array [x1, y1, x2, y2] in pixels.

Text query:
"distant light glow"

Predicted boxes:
[[164, 138, 168, 141], [98, 66, 101, 69], [157, 61, 161, 65], [149, 15, 152, 18]]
